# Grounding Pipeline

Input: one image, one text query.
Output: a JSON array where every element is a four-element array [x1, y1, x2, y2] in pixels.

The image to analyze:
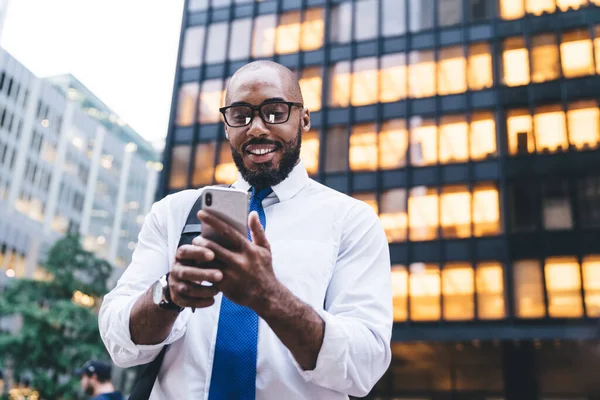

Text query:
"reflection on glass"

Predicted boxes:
[[473, 184, 501, 237], [301, 8, 325, 51], [438, 47, 467, 95], [299, 67, 322, 112], [410, 263, 441, 321], [330, 2, 352, 44], [440, 185, 471, 238], [354, 192, 379, 215], [582, 256, 600, 317], [382, 0, 406, 37], [169, 145, 191, 189], [514, 260, 546, 318], [561, 30, 594, 78], [215, 142, 236, 184], [350, 124, 378, 171], [329, 61, 351, 107], [176, 83, 199, 127], [409, 187, 439, 241], [503, 37, 530, 86], [438, 0, 462, 26], [228, 18, 252, 61], [468, 43, 493, 90], [567, 101, 600, 150], [380, 54, 407, 103], [534, 105, 568, 153], [391, 266, 408, 321], [198, 79, 224, 124], [442, 263, 475, 320], [276, 11, 301, 54], [470, 112, 497, 160], [410, 117, 437, 166], [545, 257, 583, 318], [181, 27, 205, 68], [409, 50, 436, 98], [205, 22, 229, 64], [300, 130, 320, 175], [439, 115, 469, 163], [531, 34, 560, 83], [352, 58, 378, 106], [507, 109, 534, 155], [477, 262, 506, 319], [380, 119, 408, 169], [409, 0, 434, 33], [380, 189, 408, 242], [192, 142, 216, 186], [354, 0, 378, 41], [252, 14, 276, 58]]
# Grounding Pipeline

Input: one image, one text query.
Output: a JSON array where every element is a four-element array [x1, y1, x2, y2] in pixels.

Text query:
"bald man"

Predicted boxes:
[[99, 61, 393, 400]]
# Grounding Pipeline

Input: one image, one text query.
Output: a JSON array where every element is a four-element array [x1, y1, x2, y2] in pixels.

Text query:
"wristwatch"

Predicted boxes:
[[152, 273, 184, 312]]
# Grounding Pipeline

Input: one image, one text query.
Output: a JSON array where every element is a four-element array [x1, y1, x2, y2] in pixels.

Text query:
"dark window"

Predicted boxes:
[[16, 120, 23, 139], [6, 78, 13, 97], [510, 182, 538, 232], [0, 109, 6, 128], [469, 0, 492, 21], [542, 181, 572, 230], [22, 90, 29, 107], [577, 176, 600, 228], [0, 72, 5, 91]]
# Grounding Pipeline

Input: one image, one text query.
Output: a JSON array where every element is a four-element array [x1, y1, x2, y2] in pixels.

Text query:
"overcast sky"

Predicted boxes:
[[1, 0, 185, 148]]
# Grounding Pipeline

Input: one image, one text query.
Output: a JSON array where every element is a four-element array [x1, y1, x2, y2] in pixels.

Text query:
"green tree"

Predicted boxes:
[[0, 234, 113, 399]]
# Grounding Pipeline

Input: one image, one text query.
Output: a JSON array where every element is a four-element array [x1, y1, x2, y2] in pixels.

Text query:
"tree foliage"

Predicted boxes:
[[0, 234, 114, 399]]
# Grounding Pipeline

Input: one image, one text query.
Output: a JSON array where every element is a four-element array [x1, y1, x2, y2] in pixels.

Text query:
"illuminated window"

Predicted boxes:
[[391, 266, 408, 321], [545, 257, 583, 318], [215, 142, 237, 185], [176, 83, 199, 127], [329, 61, 351, 107], [582, 256, 600, 317], [409, 0, 434, 33], [409, 187, 439, 241], [534, 105, 568, 153], [527, 0, 555, 15], [438, 47, 467, 95], [382, 0, 407, 37], [169, 145, 191, 189], [354, 192, 379, 215], [439, 115, 469, 163], [473, 183, 501, 237], [468, 43, 493, 90], [410, 117, 437, 166], [300, 130, 319, 176], [325, 126, 349, 172], [500, 0, 525, 19], [542, 181, 573, 230], [380, 54, 407, 103], [567, 101, 600, 150], [198, 79, 224, 124], [470, 112, 497, 160], [354, 0, 378, 41], [442, 263, 475, 320], [192, 142, 216, 186], [181, 27, 205, 68], [531, 34, 560, 83], [507, 109, 534, 155], [228, 18, 252, 61], [410, 263, 441, 321], [438, 0, 463, 26], [350, 124, 378, 171], [595, 26, 600, 74], [205, 22, 229, 64], [556, 0, 587, 10], [299, 68, 322, 112], [276, 11, 301, 55], [561, 30, 595, 78], [503, 37, 530, 86], [476, 262, 506, 319], [352, 57, 379, 106], [380, 119, 408, 169], [380, 189, 408, 242], [409, 50, 436, 98], [514, 260, 546, 318], [301, 8, 325, 51], [252, 14, 276, 58], [330, 3, 352, 44], [440, 185, 471, 238]]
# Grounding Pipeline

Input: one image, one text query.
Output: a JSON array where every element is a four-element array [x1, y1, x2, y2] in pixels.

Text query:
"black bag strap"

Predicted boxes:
[[128, 184, 232, 400]]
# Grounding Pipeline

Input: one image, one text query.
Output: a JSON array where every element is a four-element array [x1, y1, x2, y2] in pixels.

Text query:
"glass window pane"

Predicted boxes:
[[534, 105, 568, 153], [215, 142, 236, 184], [439, 115, 469, 164], [527, 0, 556, 15], [545, 257, 583, 318], [382, 0, 407, 37], [176, 83, 199, 127], [301, 8, 325, 51], [567, 101, 600, 150], [409, 50, 436, 98], [354, 192, 379, 214], [410, 116, 437, 166], [325, 126, 349, 172], [392, 266, 408, 321], [380, 189, 408, 242], [582, 255, 600, 317], [438, 0, 463, 27], [442, 263, 475, 321], [211, 0, 231, 7], [468, 0, 493, 21], [531, 34, 560, 83], [410, 263, 441, 321], [169, 145, 191, 189], [300, 130, 320, 176], [181, 27, 205, 68], [252, 14, 276, 58], [510, 182, 538, 232], [577, 176, 600, 228], [409, 0, 434, 33], [380, 119, 408, 169], [188, 0, 208, 12], [205, 22, 228, 64], [276, 11, 301, 55], [507, 109, 534, 155], [473, 183, 501, 237], [198, 79, 224, 124], [380, 53, 407, 103], [299, 67, 322, 112], [470, 112, 497, 160], [476, 262, 506, 319], [352, 57, 378, 106], [330, 3, 352, 44], [595, 26, 600, 75], [500, 0, 525, 19], [354, 0, 378, 41], [192, 142, 216, 186], [503, 37, 530, 86], [514, 260, 546, 318], [542, 181, 573, 230], [468, 43, 493, 90], [438, 47, 467, 95], [228, 18, 252, 61], [350, 123, 378, 171], [409, 187, 439, 241], [328, 61, 351, 107], [561, 30, 595, 78], [441, 185, 471, 238]]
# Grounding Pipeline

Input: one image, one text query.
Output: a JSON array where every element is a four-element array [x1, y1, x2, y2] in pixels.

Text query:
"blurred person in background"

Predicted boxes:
[[74, 360, 124, 400]]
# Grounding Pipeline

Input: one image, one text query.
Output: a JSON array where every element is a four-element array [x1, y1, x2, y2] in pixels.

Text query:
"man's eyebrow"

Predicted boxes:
[[228, 97, 287, 107]]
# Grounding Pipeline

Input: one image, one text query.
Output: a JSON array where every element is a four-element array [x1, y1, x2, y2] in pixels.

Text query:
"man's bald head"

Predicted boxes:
[[224, 60, 303, 105]]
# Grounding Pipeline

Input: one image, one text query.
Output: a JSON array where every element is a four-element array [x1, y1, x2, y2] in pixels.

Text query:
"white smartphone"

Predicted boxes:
[[200, 186, 249, 248]]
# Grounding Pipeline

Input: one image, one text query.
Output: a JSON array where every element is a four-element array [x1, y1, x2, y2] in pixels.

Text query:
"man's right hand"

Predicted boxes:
[[168, 244, 223, 309]]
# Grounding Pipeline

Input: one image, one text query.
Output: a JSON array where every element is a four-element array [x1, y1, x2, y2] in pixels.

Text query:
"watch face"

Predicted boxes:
[[152, 280, 163, 305]]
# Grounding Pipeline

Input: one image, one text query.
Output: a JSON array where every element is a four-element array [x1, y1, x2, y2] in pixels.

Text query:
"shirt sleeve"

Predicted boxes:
[[98, 198, 191, 368], [291, 202, 393, 397]]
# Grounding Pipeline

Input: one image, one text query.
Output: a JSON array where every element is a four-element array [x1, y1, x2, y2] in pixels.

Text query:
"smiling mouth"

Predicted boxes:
[[244, 143, 280, 156]]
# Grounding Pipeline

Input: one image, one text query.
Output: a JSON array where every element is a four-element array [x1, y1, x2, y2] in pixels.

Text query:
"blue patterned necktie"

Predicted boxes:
[[208, 186, 273, 400]]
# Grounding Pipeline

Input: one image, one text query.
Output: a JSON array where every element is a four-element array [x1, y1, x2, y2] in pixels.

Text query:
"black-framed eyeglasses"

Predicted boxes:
[[219, 101, 303, 128]]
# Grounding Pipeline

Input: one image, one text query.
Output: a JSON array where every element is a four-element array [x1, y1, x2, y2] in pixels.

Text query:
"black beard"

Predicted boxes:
[[231, 127, 302, 189]]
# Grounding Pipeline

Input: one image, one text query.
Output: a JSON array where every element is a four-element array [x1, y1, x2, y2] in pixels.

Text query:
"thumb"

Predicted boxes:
[[248, 211, 270, 249]]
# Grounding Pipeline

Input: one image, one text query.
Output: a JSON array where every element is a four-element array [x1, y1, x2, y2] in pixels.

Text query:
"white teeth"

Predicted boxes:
[[249, 148, 275, 155]]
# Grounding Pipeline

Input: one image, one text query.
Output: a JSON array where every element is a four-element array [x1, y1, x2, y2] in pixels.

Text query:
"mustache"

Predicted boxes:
[[242, 137, 282, 152]]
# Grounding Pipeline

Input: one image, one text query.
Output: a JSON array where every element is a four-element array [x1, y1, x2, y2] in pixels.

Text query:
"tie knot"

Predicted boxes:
[[251, 187, 273, 203]]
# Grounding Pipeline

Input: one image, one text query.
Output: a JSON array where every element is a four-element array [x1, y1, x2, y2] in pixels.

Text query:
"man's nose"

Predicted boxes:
[[247, 111, 269, 137]]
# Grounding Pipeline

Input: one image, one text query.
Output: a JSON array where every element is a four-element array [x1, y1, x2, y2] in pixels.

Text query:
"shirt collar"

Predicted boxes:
[[233, 159, 309, 202]]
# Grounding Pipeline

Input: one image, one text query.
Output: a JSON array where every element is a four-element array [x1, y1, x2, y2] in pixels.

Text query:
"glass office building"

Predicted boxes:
[[161, 0, 600, 398]]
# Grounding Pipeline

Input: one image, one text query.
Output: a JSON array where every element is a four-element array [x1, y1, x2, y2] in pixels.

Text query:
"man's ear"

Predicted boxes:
[[302, 108, 311, 132], [225, 127, 230, 140]]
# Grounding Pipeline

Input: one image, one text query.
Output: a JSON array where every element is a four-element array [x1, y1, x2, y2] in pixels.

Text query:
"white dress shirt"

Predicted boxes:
[[99, 160, 393, 399]]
